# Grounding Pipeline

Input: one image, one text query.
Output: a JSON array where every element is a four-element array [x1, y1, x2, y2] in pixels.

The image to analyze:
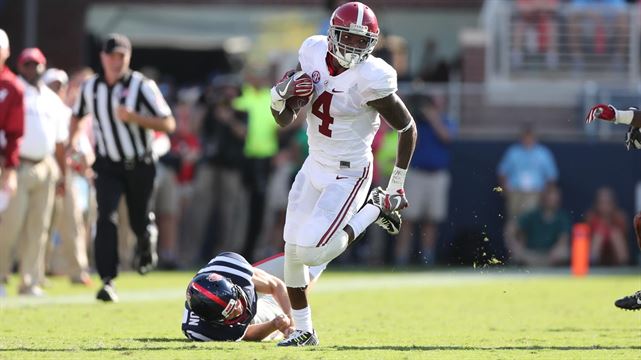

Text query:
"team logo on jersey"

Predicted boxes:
[[207, 273, 223, 282], [311, 70, 321, 84]]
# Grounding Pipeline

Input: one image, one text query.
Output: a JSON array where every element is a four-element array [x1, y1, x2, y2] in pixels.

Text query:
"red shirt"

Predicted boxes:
[[0, 66, 24, 168]]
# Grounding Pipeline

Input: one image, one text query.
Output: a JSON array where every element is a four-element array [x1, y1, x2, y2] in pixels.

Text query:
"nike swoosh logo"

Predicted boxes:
[[277, 81, 290, 98], [331, 88, 344, 93], [336, 175, 348, 180], [637, 298, 641, 305]]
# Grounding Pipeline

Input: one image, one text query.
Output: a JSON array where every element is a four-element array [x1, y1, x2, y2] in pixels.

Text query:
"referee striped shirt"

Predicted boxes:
[[72, 71, 171, 162]]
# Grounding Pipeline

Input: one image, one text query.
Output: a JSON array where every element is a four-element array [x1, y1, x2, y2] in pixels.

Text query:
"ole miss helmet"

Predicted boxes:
[[186, 273, 252, 325], [328, 1, 380, 68]]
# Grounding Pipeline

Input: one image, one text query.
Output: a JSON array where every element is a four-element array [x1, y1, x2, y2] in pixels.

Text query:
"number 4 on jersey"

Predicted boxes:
[[312, 91, 334, 137]]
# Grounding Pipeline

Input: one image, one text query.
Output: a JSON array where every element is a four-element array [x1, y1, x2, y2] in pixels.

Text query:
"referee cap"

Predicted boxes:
[[103, 33, 131, 55]]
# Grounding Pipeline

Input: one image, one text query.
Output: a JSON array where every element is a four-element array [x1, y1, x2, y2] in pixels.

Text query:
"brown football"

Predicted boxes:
[[286, 94, 312, 111]]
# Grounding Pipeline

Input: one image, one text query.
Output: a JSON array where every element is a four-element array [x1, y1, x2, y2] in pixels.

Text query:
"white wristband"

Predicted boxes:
[[270, 86, 286, 114], [615, 109, 634, 125], [387, 166, 407, 194]]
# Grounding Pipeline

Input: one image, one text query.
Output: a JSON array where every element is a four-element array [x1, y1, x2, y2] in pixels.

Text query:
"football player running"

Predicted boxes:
[[182, 252, 327, 341], [270, 1, 417, 346], [586, 103, 641, 311]]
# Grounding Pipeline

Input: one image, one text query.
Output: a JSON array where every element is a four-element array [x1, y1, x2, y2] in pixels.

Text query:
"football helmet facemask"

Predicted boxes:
[[328, 1, 380, 69]]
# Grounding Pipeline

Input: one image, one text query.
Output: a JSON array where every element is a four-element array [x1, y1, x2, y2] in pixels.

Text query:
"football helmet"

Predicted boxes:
[[186, 273, 252, 325], [328, 1, 379, 69]]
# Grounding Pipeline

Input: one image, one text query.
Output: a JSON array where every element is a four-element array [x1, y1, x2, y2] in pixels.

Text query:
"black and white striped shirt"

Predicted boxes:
[[72, 71, 171, 162]]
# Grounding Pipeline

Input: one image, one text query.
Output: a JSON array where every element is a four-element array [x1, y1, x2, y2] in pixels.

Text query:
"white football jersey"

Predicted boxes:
[[298, 35, 397, 169]]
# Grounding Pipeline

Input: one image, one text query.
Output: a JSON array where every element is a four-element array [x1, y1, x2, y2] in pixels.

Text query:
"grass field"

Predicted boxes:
[[0, 269, 639, 359]]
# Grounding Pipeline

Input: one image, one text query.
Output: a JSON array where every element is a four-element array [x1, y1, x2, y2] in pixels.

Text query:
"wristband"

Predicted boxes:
[[387, 166, 407, 194], [615, 109, 634, 125], [270, 87, 286, 114]]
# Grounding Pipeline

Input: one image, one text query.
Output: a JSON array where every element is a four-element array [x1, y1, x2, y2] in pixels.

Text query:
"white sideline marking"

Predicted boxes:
[[0, 273, 523, 309]]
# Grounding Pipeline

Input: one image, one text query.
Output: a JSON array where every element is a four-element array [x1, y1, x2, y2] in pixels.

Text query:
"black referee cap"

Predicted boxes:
[[103, 33, 131, 54]]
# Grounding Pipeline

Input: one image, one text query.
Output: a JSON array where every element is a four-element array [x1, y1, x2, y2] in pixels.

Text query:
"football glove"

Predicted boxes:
[[625, 126, 641, 150], [586, 104, 634, 125]]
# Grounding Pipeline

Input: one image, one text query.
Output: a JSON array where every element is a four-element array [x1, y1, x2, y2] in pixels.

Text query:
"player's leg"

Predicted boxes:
[[279, 243, 319, 346], [279, 160, 321, 346], [613, 213, 641, 311], [294, 163, 372, 266], [94, 164, 125, 302]]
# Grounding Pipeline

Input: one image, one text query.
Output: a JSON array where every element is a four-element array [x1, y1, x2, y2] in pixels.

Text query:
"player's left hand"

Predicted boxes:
[[274, 70, 314, 99], [117, 106, 135, 123], [272, 314, 292, 334], [586, 104, 616, 123]]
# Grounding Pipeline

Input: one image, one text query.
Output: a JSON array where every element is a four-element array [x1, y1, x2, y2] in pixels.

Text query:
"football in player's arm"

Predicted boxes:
[[586, 103, 641, 311]]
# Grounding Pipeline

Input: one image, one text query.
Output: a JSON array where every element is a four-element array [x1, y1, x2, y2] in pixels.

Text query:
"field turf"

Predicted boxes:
[[0, 269, 639, 359]]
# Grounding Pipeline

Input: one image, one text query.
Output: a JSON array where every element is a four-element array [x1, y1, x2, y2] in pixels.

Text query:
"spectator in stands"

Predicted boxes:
[[498, 124, 558, 222], [396, 95, 455, 265], [586, 187, 629, 265], [167, 99, 201, 267], [506, 185, 570, 266], [511, 0, 560, 69], [568, 0, 629, 71], [0, 48, 67, 296], [234, 65, 280, 263], [187, 75, 248, 264], [417, 39, 452, 83], [42, 68, 92, 286]]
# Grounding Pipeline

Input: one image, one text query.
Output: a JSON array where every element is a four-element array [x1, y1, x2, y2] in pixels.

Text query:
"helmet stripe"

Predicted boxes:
[[191, 282, 228, 308], [356, 3, 364, 26]]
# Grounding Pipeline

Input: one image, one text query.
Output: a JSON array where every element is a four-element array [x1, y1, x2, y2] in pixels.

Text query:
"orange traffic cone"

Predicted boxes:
[[571, 223, 590, 277]]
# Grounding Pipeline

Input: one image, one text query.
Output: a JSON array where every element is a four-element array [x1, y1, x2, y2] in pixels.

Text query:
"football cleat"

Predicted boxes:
[[614, 290, 641, 311], [367, 187, 402, 235], [96, 283, 119, 302], [277, 329, 319, 347], [133, 220, 158, 275]]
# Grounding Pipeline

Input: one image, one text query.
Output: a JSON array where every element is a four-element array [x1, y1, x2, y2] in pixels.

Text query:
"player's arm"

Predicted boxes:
[[586, 104, 641, 128], [368, 93, 417, 210], [270, 64, 313, 128], [242, 314, 292, 341], [251, 268, 293, 320]]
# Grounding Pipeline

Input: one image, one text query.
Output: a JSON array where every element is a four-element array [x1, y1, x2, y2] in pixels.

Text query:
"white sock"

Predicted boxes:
[[292, 307, 313, 332], [347, 203, 380, 238]]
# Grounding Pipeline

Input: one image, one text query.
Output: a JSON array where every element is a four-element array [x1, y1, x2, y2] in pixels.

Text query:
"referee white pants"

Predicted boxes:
[[283, 157, 371, 287]]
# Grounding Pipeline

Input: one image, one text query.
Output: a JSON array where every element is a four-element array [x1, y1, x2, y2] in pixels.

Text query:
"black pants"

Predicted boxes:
[[93, 157, 156, 281]]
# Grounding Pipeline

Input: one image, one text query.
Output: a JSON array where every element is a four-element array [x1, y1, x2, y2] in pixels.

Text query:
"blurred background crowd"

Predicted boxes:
[[0, 0, 640, 296]]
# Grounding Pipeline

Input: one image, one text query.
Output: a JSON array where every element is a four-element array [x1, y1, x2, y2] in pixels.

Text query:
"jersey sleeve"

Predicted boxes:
[[2, 81, 24, 168], [360, 58, 398, 105], [139, 79, 172, 118]]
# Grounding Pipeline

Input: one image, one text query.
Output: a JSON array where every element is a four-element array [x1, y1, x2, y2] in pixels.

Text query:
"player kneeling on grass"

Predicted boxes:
[[586, 104, 641, 311], [182, 252, 327, 341]]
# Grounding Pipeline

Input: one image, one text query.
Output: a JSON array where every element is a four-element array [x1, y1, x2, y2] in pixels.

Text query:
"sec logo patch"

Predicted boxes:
[[312, 70, 321, 83]]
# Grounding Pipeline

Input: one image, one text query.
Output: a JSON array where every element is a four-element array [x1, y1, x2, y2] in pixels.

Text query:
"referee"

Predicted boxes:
[[70, 34, 175, 302]]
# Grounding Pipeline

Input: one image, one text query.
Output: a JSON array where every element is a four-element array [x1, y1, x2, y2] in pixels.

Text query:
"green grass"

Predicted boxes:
[[0, 269, 639, 359]]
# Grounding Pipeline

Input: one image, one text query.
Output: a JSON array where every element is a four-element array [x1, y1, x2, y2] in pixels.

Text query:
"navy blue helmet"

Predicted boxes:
[[186, 272, 252, 325]]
